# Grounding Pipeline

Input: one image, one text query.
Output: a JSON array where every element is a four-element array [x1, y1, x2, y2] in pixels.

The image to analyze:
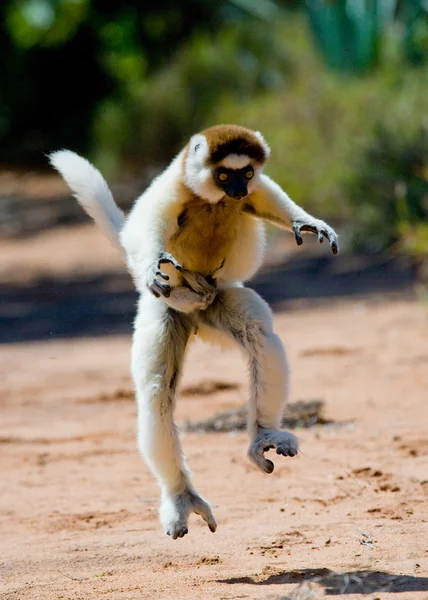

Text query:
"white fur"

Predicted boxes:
[[184, 134, 224, 203], [132, 292, 217, 539], [254, 130, 271, 159], [219, 153, 251, 169], [119, 152, 186, 289], [120, 149, 267, 292], [49, 150, 125, 250], [50, 128, 338, 540]]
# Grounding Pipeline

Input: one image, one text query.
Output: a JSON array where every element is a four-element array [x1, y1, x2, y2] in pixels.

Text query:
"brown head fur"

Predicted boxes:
[[200, 124, 268, 165]]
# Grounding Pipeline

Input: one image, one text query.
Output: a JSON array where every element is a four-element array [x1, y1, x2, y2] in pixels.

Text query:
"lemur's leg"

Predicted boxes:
[[200, 286, 298, 474], [132, 292, 216, 539]]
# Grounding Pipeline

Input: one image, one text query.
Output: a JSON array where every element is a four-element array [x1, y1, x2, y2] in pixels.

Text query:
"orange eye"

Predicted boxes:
[[246, 170, 254, 179], [219, 173, 228, 181]]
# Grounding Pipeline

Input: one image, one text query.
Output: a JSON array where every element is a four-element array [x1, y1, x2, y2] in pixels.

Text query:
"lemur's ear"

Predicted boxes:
[[189, 134, 209, 161], [254, 131, 271, 159]]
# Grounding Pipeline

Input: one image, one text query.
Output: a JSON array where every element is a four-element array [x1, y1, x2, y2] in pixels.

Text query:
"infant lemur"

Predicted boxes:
[[50, 124, 339, 540]]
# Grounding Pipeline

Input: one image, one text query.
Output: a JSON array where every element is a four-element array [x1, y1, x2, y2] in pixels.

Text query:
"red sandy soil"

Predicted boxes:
[[1, 225, 428, 600]]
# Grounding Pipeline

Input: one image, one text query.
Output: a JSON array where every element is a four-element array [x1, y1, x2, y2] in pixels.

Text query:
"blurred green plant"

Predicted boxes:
[[304, 0, 428, 72], [4, 0, 88, 48], [0, 0, 241, 164], [92, 19, 291, 174], [211, 14, 428, 254], [349, 125, 428, 253]]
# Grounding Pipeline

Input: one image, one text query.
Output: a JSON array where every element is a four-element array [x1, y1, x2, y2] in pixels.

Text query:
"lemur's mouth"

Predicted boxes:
[[227, 192, 247, 200]]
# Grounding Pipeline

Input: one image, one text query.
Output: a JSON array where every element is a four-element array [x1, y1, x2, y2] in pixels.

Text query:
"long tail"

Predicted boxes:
[[49, 150, 125, 251]]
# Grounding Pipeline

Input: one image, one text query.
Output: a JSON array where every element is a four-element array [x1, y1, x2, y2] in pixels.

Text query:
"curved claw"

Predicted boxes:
[[169, 526, 188, 540], [293, 223, 303, 246], [149, 279, 171, 298], [158, 252, 182, 271], [248, 429, 299, 474], [160, 489, 217, 540], [293, 221, 339, 256], [192, 493, 217, 533], [248, 445, 275, 474], [318, 229, 339, 256], [156, 269, 170, 281]]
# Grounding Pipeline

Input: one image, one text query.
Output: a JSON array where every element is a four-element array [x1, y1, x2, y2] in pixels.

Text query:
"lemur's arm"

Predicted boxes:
[[120, 166, 216, 310], [246, 174, 339, 255], [119, 193, 181, 297]]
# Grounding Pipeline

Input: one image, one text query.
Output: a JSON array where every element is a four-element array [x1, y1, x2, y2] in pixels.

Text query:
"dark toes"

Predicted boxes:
[[152, 280, 171, 298], [159, 253, 182, 270], [294, 231, 303, 246], [276, 446, 298, 457], [169, 526, 188, 540], [292, 223, 303, 246], [156, 269, 169, 281], [276, 447, 289, 456]]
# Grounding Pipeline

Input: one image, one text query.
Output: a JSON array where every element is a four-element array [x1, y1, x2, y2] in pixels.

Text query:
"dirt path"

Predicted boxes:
[[1, 296, 427, 599]]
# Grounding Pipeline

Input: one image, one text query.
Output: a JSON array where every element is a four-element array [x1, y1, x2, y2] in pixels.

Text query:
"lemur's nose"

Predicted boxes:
[[230, 191, 246, 200]]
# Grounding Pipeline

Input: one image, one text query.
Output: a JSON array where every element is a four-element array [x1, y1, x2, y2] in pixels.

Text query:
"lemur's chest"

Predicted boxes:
[[167, 199, 242, 274]]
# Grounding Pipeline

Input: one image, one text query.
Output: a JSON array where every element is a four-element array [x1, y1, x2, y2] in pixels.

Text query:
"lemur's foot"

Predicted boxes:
[[248, 428, 299, 474], [180, 270, 217, 308], [160, 488, 217, 540]]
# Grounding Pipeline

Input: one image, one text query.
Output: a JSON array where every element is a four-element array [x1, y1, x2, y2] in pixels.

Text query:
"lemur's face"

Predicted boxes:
[[213, 164, 254, 200], [184, 126, 270, 204]]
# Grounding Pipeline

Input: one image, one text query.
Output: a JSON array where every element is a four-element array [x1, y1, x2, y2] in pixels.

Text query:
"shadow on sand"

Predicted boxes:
[[218, 567, 428, 595], [0, 252, 417, 344]]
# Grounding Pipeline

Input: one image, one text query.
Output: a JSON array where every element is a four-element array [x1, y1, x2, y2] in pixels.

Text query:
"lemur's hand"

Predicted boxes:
[[292, 220, 339, 256], [148, 252, 182, 298]]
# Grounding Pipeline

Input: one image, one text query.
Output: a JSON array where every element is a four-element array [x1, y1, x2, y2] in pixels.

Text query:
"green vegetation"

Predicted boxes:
[[213, 16, 428, 251], [305, 0, 428, 72]]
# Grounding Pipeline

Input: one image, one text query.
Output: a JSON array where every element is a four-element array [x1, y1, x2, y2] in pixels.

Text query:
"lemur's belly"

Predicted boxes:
[[166, 198, 265, 282]]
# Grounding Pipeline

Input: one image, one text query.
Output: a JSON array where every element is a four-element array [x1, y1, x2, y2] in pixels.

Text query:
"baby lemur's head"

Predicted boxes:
[[184, 124, 270, 203]]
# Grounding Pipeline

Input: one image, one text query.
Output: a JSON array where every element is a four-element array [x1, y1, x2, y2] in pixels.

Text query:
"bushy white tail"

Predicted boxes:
[[49, 150, 125, 250]]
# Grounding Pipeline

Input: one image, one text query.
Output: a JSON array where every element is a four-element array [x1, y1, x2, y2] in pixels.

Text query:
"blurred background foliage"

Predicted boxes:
[[0, 0, 427, 257]]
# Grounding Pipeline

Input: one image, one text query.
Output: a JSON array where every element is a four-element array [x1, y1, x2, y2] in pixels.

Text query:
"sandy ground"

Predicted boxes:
[[1, 225, 428, 600]]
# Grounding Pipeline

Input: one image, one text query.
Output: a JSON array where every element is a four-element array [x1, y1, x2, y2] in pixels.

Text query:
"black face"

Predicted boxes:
[[213, 165, 254, 200]]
